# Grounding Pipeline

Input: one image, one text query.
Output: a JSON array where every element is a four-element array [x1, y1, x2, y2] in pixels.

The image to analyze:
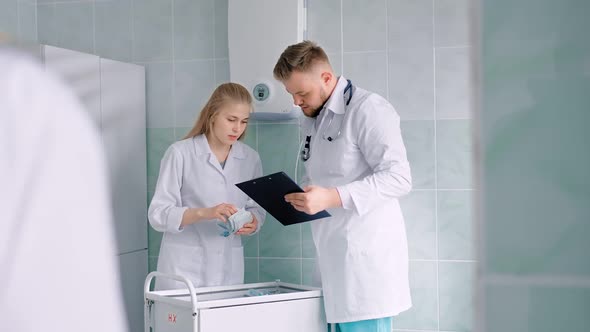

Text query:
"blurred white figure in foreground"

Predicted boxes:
[[0, 45, 127, 332]]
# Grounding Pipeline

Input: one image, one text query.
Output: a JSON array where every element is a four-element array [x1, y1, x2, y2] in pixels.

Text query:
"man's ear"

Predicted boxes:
[[320, 70, 333, 85]]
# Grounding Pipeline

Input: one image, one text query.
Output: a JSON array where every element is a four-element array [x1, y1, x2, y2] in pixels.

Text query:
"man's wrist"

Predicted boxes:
[[329, 187, 343, 208]]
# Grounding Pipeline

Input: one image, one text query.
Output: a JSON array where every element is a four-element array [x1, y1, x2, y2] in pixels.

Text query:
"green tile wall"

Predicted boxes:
[[478, 0, 590, 331]]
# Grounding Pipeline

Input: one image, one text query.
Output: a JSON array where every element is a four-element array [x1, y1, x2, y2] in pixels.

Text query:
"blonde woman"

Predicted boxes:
[[149, 83, 265, 290]]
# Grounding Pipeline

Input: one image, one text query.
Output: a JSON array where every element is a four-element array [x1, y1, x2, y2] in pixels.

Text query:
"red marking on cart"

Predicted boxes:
[[168, 313, 177, 323]]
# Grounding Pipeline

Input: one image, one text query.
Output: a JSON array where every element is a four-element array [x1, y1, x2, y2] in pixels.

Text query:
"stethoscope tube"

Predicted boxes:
[[343, 79, 353, 105], [322, 79, 353, 142]]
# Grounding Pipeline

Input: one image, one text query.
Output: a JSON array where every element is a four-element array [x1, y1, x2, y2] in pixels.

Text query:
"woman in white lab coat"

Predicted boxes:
[[148, 83, 265, 290]]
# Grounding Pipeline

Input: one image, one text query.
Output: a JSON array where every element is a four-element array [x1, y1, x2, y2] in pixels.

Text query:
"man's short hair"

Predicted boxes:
[[273, 40, 331, 81]]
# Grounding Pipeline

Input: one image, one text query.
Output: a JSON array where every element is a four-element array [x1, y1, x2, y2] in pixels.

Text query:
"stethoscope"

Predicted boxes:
[[301, 79, 353, 162]]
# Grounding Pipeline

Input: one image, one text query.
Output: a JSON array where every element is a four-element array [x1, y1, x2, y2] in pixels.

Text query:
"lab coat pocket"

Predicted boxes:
[[160, 243, 206, 287], [229, 246, 245, 284], [314, 136, 359, 180]]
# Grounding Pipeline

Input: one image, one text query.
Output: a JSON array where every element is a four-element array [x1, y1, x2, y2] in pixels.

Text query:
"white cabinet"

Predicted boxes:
[[43, 46, 102, 128], [100, 57, 147, 254], [42, 44, 147, 255], [120, 250, 149, 332], [41, 45, 148, 332]]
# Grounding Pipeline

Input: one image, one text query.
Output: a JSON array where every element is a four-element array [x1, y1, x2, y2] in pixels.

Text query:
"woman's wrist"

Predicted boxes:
[[181, 207, 205, 227]]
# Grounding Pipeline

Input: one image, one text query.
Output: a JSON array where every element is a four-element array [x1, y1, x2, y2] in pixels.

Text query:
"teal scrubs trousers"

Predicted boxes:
[[329, 317, 392, 332]]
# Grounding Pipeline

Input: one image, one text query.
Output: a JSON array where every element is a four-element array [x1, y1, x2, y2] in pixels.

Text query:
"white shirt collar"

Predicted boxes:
[[192, 134, 246, 159], [323, 76, 349, 116], [313, 76, 349, 131]]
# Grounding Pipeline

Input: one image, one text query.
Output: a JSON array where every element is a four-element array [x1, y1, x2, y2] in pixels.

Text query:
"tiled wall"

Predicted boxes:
[[0, 0, 37, 43], [0, 1, 474, 331], [476, 0, 590, 331]]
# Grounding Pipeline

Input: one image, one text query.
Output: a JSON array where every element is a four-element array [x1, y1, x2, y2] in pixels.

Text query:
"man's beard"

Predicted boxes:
[[308, 88, 328, 118], [308, 106, 323, 118]]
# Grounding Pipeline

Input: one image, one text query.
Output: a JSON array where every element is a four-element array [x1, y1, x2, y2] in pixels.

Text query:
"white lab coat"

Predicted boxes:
[[149, 134, 265, 290], [0, 47, 127, 332], [302, 76, 413, 323]]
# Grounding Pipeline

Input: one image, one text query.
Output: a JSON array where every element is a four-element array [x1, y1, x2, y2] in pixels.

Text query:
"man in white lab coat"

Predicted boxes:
[[0, 45, 127, 332], [276, 41, 413, 331]]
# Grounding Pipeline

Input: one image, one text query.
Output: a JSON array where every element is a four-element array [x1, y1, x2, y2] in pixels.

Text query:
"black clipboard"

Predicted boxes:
[[235, 171, 331, 226]]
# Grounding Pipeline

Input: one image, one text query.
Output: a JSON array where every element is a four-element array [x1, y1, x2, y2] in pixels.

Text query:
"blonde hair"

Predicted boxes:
[[273, 40, 331, 81], [184, 82, 253, 140]]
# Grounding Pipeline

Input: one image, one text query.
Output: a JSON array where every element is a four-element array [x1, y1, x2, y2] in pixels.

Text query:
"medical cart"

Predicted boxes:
[[144, 272, 327, 332]]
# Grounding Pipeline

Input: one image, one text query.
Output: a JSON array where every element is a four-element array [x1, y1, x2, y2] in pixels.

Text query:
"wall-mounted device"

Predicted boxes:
[[228, 0, 306, 121]]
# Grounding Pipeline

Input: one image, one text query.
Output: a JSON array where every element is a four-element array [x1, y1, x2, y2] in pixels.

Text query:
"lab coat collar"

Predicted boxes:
[[323, 76, 349, 115], [192, 134, 246, 160]]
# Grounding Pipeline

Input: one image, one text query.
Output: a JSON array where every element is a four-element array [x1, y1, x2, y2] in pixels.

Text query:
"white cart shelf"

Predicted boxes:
[[144, 272, 327, 332]]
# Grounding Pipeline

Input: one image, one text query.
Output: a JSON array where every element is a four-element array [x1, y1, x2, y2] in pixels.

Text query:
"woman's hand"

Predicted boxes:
[[235, 214, 258, 235], [181, 203, 237, 228], [203, 203, 238, 222]]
